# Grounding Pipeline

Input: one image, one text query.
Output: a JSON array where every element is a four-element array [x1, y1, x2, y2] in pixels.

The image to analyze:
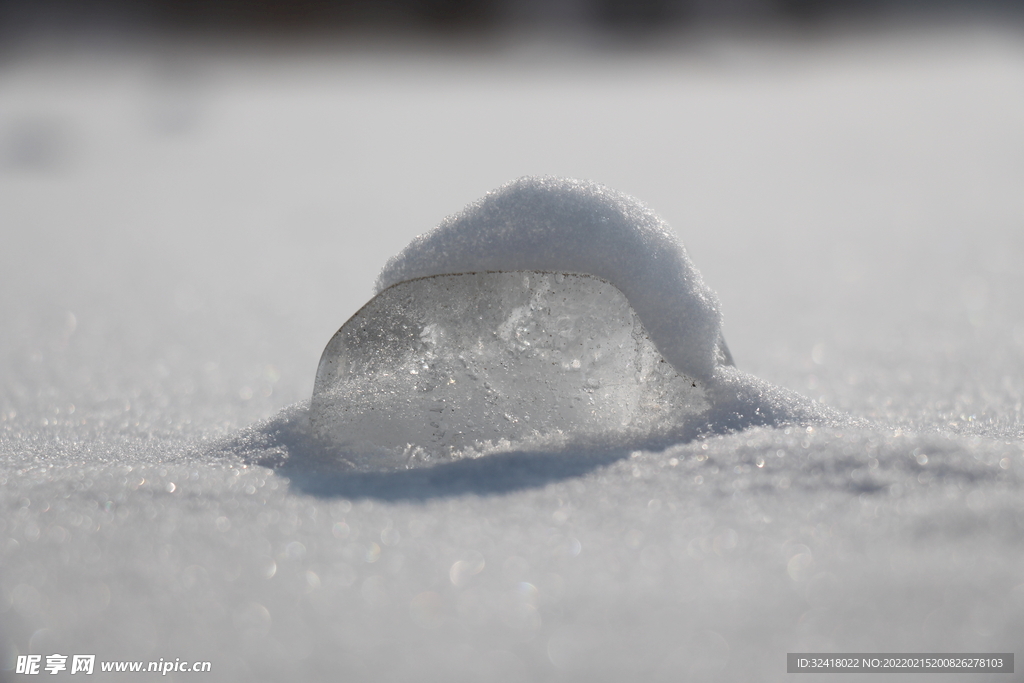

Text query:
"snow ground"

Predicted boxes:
[[2, 26, 1024, 681]]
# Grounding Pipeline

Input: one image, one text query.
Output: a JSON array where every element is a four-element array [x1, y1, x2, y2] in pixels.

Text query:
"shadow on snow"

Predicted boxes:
[[214, 399, 809, 502]]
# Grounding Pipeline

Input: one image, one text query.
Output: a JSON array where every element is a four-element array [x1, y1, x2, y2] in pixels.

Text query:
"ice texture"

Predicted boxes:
[[311, 272, 709, 469], [376, 177, 726, 383]]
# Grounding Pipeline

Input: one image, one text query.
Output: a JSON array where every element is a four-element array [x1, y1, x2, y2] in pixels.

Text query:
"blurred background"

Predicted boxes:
[[0, 0, 1022, 36], [1, 0, 1022, 430]]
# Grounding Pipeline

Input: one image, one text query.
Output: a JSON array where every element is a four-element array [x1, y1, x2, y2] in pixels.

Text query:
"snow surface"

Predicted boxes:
[[2, 27, 1024, 682]]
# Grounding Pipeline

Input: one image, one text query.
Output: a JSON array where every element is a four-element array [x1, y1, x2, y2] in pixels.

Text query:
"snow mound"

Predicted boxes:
[[312, 272, 712, 470], [376, 177, 726, 383]]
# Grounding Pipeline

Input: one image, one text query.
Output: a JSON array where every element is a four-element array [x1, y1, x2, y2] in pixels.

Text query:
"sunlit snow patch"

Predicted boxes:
[[308, 177, 840, 471]]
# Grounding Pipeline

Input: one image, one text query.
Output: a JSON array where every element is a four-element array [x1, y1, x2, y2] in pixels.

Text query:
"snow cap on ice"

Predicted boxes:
[[376, 176, 724, 382]]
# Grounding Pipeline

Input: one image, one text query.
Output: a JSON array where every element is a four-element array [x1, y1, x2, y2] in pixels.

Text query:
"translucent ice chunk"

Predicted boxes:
[[311, 272, 720, 470]]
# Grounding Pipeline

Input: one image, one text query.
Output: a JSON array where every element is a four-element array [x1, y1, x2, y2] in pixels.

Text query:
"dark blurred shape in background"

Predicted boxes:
[[0, 0, 1020, 37]]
